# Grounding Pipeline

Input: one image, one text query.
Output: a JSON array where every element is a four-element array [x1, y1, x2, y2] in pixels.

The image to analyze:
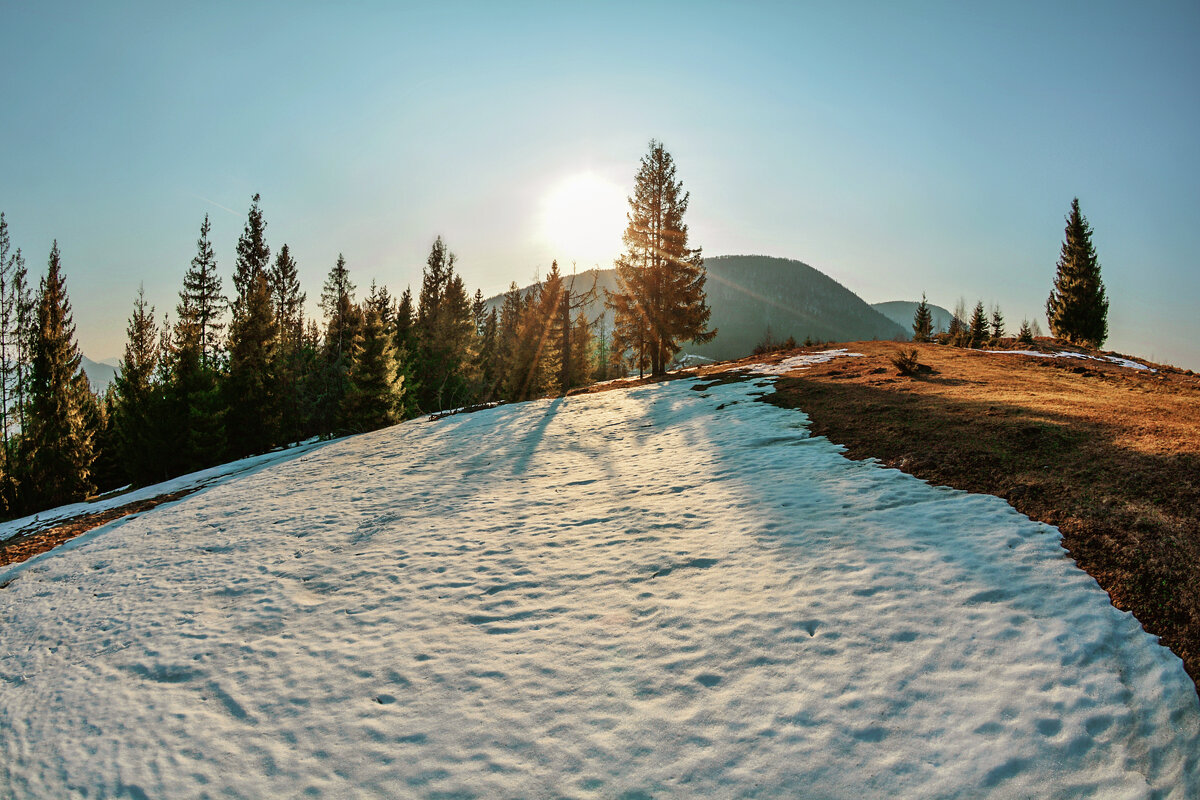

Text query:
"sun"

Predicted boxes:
[[539, 173, 628, 267]]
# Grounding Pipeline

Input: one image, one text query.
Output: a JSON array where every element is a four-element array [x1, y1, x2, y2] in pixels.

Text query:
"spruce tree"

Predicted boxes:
[[270, 243, 306, 443], [0, 213, 17, 502], [968, 301, 988, 348], [1018, 319, 1034, 346], [1046, 198, 1108, 347], [342, 293, 404, 432], [608, 140, 715, 376], [316, 253, 359, 433], [912, 293, 933, 343], [225, 272, 278, 456], [989, 306, 1005, 343], [393, 287, 419, 418], [415, 237, 476, 411], [232, 193, 270, 307], [112, 287, 164, 485], [21, 242, 95, 509], [180, 214, 226, 368]]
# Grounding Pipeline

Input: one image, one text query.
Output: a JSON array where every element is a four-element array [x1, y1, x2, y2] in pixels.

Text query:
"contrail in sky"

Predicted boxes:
[[188, 193, 239, 216]]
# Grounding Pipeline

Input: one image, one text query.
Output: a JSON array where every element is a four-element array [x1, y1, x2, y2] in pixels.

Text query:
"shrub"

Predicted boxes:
[[891, 348, 921, 376]]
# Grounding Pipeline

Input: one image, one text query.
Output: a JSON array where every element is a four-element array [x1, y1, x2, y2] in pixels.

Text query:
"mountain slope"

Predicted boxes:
[[80, 355, 117, 393], [488, 255, 906, 362], [871, 300, 955, 335]]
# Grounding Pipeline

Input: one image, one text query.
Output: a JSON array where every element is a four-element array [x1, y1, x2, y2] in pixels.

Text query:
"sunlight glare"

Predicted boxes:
[[540, 173, 627, 267]]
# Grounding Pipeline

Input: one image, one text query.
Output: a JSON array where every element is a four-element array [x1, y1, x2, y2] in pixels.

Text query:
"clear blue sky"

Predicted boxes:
[[3, 1, 1198, 367]]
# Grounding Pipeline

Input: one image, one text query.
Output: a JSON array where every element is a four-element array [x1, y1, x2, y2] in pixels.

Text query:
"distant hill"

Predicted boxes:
[[80, 355, 117, 394], [871, 300, 955, 336], [487, 255, 906, 362]]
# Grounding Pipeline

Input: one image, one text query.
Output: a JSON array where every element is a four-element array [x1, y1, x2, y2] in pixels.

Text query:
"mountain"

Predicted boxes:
[[487, 255, 906, 362], [79, 355, 118, 394], [871, 300, 955, 336]]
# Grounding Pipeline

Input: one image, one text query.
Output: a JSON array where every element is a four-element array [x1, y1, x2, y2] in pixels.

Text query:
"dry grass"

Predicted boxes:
[[752, 340, 1200, 690]]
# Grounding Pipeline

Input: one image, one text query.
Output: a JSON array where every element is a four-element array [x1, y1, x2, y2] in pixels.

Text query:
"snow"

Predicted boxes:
[[743, 347, 864, 374], [0, 438, 331, 546], [1, 377, 1197, 798], [988, 349, 1157, 372]]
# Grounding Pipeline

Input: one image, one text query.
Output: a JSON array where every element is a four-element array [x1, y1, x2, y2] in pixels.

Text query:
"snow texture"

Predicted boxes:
[[988, 350, 1157, 372], [1, 377, 1197, 798], [0, 439, 330, 545], [743, 347, 864, 375]]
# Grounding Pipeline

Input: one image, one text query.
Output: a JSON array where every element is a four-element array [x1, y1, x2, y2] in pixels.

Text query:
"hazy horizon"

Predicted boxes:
[[3, 2, 1198, 368]]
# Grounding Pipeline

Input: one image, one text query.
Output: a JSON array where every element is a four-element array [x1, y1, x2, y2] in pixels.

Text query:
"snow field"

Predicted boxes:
[[986, 349, 1157, 372], [0, 376, 1197, 798]]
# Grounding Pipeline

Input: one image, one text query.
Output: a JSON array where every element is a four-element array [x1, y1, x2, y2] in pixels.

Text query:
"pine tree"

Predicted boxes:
[[1046, 198, 1108, 347], [608, 140, 715, 376], [180, 214, 226, 369], [112, 287, 163, 485], [342, 291, 404, 433], [912, 293, 933, 343], [21, 242, 95, 510], [968, 301, 988, 348]]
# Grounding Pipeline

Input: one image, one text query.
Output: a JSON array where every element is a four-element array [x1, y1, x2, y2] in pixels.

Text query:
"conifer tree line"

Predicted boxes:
[[911, 198, 1108, 351], [0, 141, 714, 517], [0, 206, 626, 516]]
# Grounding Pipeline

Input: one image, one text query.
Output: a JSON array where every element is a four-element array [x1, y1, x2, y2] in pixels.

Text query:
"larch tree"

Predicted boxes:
[[1046, 198, 1108, 347], [608, 140, 715, 377], [21, 242, 95, 510]]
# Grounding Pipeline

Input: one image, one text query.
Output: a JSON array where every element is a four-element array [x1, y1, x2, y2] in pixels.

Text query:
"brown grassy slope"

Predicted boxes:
[[752, 341, 1200, 689]]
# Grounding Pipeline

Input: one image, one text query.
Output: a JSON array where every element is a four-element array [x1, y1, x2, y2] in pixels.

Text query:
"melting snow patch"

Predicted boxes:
[[744, 347, 865, 375], [0, 379, 1196, 797], [988, 349, 1157, 372]]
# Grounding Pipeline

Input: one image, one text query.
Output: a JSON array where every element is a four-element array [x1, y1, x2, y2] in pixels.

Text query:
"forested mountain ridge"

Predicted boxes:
[[487, 255, 907, 361]]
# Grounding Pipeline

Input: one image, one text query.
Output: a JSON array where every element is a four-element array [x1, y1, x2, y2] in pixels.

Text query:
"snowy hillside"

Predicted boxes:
[[1, 373, 1197, 798]]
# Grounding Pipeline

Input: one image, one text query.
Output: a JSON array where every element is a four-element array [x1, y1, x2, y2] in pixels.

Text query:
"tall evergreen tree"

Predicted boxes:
[[342, 289, 404, 432], [415, 237, 476, 411], [112, 288, 164, 485], [316, 253, 359, 433], [225, 271, 278, 456], [270, 243, 306, 443], [232, 193, 270, 308], [608, 140, 715, 376], [21, 242, 95, 509], [989, 306, 1005, 342], [1046, 198, 1109, 347], [912, 293, 933, 343], [392, 287, 419, 418], [180, 214, 226, 368], [968, 301, 988, 348]]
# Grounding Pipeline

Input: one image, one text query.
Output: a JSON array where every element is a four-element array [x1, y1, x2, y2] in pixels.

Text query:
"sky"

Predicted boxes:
[[2, 1, 1198, 368]]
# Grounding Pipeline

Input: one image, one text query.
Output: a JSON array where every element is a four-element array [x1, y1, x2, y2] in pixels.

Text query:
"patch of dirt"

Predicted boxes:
[[0, 489, 199, 570]]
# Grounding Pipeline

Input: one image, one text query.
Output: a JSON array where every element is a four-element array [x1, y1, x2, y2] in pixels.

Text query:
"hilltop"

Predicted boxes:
[[487, 255, 906, 360], [1, 351, 1196, 797]]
